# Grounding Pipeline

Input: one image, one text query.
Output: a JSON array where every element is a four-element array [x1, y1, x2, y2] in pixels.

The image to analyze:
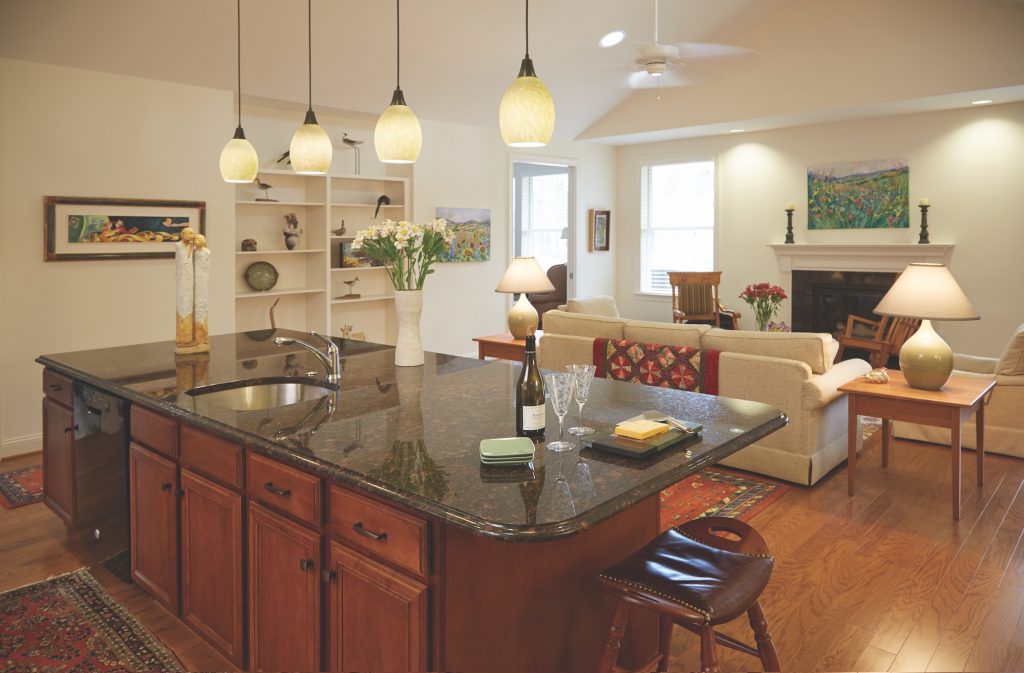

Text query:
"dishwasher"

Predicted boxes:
[[71, 382, 130, 554]]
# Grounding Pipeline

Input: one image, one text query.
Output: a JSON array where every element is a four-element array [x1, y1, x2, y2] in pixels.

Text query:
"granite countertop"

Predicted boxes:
[[38, 330, 787, 541]]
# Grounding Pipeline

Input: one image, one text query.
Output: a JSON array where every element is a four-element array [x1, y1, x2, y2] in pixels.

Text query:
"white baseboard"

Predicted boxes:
[[1, 433, 42, 460]]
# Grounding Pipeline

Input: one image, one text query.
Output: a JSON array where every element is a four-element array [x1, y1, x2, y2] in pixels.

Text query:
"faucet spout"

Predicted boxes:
[[274, 332, 342, 383]]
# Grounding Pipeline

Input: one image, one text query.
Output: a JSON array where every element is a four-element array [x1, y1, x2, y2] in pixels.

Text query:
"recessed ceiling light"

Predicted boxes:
[[729, 129, 745, 133], [971, 99, 993, 105], [599, 30, 625, 48]]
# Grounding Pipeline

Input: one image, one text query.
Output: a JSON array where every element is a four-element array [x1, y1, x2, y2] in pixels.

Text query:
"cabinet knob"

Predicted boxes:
[[299, 559, 315, 572], [161, 482, 172, 492], [263, 482, 291, 497], [321, 569, 337, 583], [48, 384, 62, 391], [63, 424, 78, 434], [352, 521, 388, 542]]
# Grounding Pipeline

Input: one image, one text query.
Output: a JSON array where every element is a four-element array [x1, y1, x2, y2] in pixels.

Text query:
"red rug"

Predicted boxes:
[[0, 568, 183, 672], [0, 464, 43, 509], [659, 468, 790, 530]]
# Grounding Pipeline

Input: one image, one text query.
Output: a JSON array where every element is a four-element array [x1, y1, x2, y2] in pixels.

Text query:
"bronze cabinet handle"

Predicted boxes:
[[161, 482, 172, 492], [47, 384, 62, 391], [299, 559, 314, 572], [63, 424, 78, 434], [263, 482, 291, 497], [352, 521, 387, 541]]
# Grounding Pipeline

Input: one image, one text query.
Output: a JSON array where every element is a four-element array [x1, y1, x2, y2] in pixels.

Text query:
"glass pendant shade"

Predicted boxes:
[[290, 110, 332, 175], [500, 59, 555, 147], [220, 128, 259, 183], [375, 90, 422, 164]]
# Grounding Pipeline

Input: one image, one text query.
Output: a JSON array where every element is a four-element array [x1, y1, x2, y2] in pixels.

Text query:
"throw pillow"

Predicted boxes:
[[593, 338, 701, 392], [566, 295, 620, 318]]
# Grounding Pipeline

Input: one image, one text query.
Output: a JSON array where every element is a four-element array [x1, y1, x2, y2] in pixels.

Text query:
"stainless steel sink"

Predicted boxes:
[[186, 380, 335, 411]]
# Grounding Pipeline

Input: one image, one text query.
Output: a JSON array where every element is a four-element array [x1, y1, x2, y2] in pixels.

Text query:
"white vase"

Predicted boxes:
[[394, 289, 424, 366]]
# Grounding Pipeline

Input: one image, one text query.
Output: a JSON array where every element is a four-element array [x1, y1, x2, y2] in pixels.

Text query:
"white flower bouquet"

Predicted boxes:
[[352, 218, 453, 291]]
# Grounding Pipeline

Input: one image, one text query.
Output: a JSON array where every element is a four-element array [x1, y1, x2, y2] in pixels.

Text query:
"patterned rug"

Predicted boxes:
[[659, 468, 789, 530], [0, 465, 43, 509], [0, 568, 183, 672]]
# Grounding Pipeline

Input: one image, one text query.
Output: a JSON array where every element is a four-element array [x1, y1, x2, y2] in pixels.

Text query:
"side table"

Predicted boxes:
[[472, 331, 543, 362], [839, 370, 995, 520]]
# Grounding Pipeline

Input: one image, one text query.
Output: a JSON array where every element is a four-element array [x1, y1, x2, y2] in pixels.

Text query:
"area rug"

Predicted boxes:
[[0, 568, 184, 672], [659, 468, 789, 530], [0, 464, 43, 509]]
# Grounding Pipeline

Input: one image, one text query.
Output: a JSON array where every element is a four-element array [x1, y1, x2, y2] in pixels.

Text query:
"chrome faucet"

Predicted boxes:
[[274, 332, 342, 383]]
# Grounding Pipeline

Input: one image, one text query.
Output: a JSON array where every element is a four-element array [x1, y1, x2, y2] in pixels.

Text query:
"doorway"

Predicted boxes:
[[511, 160, 576, 302]]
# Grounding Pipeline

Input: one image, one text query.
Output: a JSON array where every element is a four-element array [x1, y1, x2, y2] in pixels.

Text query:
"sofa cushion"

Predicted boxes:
[[566, 295, 620, 317], [542, 310, 625, 340], [593, 339, 702, 392], [623, 319, 708, 349], [702, 328, 834, 374], [997, 323, 1024, 376]]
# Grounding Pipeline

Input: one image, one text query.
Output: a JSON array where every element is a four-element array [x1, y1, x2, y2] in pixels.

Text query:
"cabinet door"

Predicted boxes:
[[42, 397, 76, 528], [129, 443, 179, 614], [181, 469, 244, 667], [327, 540, 428, 672], [248, 502, 321, 672]]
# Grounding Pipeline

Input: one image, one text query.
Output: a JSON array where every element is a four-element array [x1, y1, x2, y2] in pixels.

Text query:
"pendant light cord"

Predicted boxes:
[[307, 0, 313, 111], [235, 0, 242, 127], [395, 0, 400, 88], [524, 0, 530, 58]]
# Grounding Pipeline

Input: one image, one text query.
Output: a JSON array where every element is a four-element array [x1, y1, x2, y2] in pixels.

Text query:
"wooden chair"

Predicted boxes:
[[834, 315, 921, 368], [668, 271, 741, 330]]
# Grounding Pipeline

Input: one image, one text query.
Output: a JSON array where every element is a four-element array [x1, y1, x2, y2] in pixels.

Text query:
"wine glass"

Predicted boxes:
[[545, 372, 575, 452], [567, 364, 596, 436]]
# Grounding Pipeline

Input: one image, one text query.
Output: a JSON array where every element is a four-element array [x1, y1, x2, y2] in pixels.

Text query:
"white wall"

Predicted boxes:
[[615, 103, 1024, 358]]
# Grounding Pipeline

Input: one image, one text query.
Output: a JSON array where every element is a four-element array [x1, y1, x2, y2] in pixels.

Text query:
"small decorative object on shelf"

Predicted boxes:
[[243, 261, 279, 292], [339, 323, 354, 339], [332, 219, 347, 236], [174, 227, 211, 354], [254, 178, 277, 202], [282, 213, 303, 250], [373, 194, 391, 219], [341, 133, 364, 174], [917, 198, 930, 244], [784, 203, 796, 244], [739, 282, 788, 332], [340, 277, 361, 299], [241, 238, 257, 251]]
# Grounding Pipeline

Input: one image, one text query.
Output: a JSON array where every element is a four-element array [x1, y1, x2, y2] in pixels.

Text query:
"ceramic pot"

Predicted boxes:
[[394, 289, 424, 366], [284, 233, 300, 250]]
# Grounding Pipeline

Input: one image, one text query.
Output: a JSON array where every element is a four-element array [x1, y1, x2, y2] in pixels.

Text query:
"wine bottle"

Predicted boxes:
[[516, 334, 546, 438]]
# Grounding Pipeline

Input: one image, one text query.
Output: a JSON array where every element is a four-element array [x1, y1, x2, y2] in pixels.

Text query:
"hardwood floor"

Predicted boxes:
[[4, 433, 1024, 671]]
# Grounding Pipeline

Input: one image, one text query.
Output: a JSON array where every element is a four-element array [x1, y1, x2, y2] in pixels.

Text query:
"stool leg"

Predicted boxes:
[[699, 625, 720, 673], [657, 614, 674, 671], [597, 599, 631, 673], [747, 600, 781, 672]]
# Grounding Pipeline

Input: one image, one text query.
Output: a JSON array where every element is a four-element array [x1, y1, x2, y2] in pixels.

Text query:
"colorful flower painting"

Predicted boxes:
[[436, 207, 491, 262], [807, 159, 909, 230]]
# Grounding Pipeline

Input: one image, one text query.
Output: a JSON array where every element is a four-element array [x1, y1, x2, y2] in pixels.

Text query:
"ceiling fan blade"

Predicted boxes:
[[626, 67, 716, 90], [673, 42, 755, 60]]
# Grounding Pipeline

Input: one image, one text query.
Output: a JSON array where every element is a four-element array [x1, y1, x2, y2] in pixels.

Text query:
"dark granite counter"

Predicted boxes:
[[38, 330, 786, 541]]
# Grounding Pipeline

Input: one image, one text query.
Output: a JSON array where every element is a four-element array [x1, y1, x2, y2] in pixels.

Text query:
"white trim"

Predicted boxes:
[[1, 433, 42, 459], [769, 243, 955, 274]]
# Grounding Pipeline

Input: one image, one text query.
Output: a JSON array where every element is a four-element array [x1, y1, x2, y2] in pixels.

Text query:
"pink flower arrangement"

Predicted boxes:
[[739, 283, 788, 331]]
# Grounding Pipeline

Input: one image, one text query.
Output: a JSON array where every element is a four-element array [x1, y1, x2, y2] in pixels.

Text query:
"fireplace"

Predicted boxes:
[[791, 270, 897, 339]]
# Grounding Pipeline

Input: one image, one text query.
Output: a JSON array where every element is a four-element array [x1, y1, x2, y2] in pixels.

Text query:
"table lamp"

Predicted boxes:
[[874, 263, 979, 390], [495, 256, 555, 338]]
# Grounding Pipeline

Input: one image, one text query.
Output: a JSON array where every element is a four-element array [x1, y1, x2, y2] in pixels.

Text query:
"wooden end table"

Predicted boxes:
[[839, 370, 995, 520], [472, 331, 542, 362]]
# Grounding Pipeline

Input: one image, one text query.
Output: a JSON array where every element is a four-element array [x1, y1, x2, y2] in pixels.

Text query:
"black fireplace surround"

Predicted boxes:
[[791, 270, 897, 340]]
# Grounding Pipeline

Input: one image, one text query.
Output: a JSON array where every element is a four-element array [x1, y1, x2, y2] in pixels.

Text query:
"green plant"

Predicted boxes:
[[352, 218, 453, 290]]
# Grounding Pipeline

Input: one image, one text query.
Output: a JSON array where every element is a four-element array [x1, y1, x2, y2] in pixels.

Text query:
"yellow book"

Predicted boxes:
[[614, 419, 670, 440]]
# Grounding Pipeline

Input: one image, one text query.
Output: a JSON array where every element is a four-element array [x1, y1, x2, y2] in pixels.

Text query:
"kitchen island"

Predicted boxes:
[[38, 330, 786, 672]]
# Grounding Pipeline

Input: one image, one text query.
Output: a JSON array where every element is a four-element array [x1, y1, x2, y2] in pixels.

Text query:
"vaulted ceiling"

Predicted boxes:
[[1, 0, 1022, 144]]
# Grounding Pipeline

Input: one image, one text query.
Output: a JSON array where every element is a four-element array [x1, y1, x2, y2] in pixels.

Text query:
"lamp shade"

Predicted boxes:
[[499, 64, 555, 147], [290, 110, 333, 175], [219, 130, 259, 183], [375, 94, 422, 164], [874, 263, 978, 321], [495, 256, 555, 294]]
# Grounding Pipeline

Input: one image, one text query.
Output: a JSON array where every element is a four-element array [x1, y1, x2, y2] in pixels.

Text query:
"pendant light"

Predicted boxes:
[[499, 0, 555, 147], [374, 0, 422, 163], [220, 0, 259, 183], [290, 0, 332, 175]]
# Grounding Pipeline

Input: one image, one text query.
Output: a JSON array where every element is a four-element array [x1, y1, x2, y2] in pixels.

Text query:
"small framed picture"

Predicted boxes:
[[589, 209, 610, 252], [339, 242, 379, 268]]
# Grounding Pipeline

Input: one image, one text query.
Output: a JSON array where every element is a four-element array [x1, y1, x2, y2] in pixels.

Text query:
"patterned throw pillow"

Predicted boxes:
[[593, 338, 702, 392]]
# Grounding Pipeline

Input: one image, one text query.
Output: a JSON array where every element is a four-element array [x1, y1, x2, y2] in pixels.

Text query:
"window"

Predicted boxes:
[[513, 162, 569, 274], [640, 160, 715, 294]]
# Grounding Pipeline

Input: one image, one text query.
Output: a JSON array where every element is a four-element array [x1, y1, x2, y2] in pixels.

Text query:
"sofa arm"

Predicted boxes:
[[996, 374, 1024, 387], [953, 353, 998, 375], [537, 334, 594, 371], [803, 358, 873, 410]]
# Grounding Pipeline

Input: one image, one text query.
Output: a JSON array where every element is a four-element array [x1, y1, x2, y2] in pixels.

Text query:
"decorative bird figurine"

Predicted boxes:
[[276, 150, 291, 166], [373, 194, 391, 219], [341, 133, 364, 174], [254, 178, 278, 202], [341, 277, 360, 299]]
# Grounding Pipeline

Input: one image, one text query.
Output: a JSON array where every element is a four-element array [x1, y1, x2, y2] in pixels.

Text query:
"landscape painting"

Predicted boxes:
[[436, 207, 491, 262], [807, 159, 909, 230]]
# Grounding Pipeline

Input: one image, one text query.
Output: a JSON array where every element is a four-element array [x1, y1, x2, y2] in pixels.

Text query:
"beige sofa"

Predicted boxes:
[[538, 309, 872, 485], [894, 323, 1024, 458]]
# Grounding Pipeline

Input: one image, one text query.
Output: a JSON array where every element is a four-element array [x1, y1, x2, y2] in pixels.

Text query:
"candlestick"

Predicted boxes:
[[784, 207, 795, 244], [917, 204, 930, 244], [918, 197, 929, 207]]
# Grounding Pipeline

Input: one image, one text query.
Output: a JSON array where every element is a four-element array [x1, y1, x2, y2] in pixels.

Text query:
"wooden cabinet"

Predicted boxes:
[[180, 469, 244, 667], [248, 502, 321, 672], [42, 396, 75, 527], [129, 443, 180, 614], [326, 540, 428, 672]]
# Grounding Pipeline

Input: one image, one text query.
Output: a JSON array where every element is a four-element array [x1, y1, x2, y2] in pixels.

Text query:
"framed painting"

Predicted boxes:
[[436, 207, 491, 262], [589, 209, 610, 252], [339, 241, 379, 268], [807, 159, 909, 229], [45, 196, 206, 261]]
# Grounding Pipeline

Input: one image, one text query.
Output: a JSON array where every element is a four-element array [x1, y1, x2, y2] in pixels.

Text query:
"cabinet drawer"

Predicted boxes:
[[247, 452, 322, 525], [180, 425, 243, 491], [42, 369, 73, 408], [131, 405, 177, 458], [327, 484, 428, 578]]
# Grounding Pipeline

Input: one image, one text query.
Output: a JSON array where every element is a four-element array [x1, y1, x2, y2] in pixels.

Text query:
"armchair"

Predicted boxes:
[[668, 271, 741, 330], [833, 315, 921, 367], [526, 263, 567, 329]]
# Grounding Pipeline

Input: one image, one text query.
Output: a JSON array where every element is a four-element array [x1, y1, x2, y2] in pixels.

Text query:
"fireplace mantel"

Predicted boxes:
[[769, 243, 954, 274]]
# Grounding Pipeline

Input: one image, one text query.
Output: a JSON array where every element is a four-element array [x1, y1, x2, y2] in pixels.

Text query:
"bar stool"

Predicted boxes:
[[596, 517, 780, 673]]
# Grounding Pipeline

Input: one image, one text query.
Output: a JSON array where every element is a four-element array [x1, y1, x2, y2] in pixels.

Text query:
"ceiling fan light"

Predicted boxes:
[[499, 60, 555, 148], [220, 127, 258, 183], [599, 30, 625, 48], [290, 109, 332, 175], [375, 89, 422, 163]]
